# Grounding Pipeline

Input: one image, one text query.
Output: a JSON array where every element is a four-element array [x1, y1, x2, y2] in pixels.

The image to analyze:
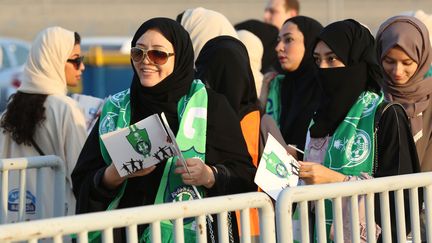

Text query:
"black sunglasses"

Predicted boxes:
[[130, 47, 174, 65], [67, 56, 84, 69]]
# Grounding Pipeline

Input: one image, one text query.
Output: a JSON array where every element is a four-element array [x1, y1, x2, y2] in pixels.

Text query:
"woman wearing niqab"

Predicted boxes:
[[195, 34, 285, 243], [297, 19, 420, 242]]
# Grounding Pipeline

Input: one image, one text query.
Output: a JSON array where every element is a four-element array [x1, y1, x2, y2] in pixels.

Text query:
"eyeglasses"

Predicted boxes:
[[130, 47, 175, 65], [67, 56, 84, 70]]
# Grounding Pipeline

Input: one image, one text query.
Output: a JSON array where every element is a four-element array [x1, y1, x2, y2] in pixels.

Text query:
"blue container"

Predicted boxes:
[[82, 65, 133, 98]]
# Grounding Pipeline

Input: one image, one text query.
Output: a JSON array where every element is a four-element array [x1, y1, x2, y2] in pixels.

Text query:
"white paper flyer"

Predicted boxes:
[[71, 93, 105, 132], [254, 133, 300, 200], [100, 113, 175, 177]]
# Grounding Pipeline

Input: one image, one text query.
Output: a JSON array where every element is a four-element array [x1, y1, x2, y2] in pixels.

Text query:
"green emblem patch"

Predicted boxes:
[[126, 125, 151, 157], [263, 151, 289, 178]]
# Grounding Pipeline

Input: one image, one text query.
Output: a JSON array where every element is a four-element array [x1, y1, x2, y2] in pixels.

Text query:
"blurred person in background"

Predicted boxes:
[[236, 29, 264, 95], [0, 26, 87, 222], [261, 16, 323, 160], [72, 18, 256, 242], [264, 0, 299, 30], [235, 19, 280, 74], [376, 16, 432, 241], [176, 7, 238, 63], [399, 10, 432, 48], [297, 19, 419, 242], [400, 10, 432, 78]]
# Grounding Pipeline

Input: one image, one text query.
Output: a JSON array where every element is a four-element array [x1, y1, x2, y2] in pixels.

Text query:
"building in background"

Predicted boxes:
[[0, 0, 432, 41]]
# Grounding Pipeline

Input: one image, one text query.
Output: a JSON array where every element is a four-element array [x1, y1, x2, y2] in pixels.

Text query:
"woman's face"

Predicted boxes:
[[275, 21, 305, 72], [313, 41, 345, 68], [65, 44, 84, 87], [382, 46, 418, 85], [132, 29, 175, 87]]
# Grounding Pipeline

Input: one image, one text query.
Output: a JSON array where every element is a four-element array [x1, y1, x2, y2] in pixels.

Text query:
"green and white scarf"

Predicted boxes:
[[265, 74, 285, 127], [92, 79, 208, 243], [293, 91, 383, 243]]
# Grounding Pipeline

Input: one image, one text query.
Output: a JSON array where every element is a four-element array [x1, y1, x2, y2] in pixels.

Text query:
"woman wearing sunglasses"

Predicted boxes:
[[0, 27, 87, 222], [72, 17, 256, 242]]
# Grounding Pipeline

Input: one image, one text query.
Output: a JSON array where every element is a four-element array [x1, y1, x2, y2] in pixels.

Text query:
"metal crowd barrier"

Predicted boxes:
[[0, 155, 65, 224], [276, 172, 432, 243], [2, 165, 431, 243], [0, 192, 275, 243]]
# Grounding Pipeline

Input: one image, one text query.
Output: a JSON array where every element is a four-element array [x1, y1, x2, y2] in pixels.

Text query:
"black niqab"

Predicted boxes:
[[195, 35, 259, 119], [130, 17, 194, 133], [310, 19, 382, 138]]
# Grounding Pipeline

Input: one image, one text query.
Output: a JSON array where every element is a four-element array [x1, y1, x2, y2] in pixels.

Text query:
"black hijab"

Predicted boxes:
[[235, 19, 280, 73], [278, 16, 323, 156], [129, 18, 194, 133], [310, 19, 382, 138], [195, 35, 259, 119]]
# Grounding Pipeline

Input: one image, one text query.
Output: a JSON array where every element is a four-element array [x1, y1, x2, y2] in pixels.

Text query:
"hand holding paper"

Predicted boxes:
[[174, 159, 215, 188], [298, 161, 346, 184], [159, 113, 205, 200], [100, 114, 175, 177], [255, 134, 300, 200], [102, 163, 157, 190]]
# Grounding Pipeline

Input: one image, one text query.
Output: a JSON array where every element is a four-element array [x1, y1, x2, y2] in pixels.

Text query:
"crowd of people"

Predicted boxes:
[[1, 0, 432, 242]]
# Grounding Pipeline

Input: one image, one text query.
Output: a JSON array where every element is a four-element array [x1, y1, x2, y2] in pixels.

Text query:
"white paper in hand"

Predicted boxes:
[[71, 93, 105, 132], [101, 114, 175, 177], [159, 113, 190, 174], [254, 133, 300, 200], [159, 113, 204, 202]]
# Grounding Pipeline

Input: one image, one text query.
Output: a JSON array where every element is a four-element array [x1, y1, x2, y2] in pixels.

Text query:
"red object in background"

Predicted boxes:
[[11, 73, 21, 88]]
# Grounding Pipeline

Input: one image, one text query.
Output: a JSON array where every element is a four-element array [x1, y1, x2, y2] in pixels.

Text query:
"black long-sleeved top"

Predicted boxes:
[[374, 103, 421, 242]]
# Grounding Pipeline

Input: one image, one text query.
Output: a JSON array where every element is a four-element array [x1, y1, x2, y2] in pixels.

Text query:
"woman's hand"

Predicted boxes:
[[262, 71, 278, 86], [174, 158, 215, 189], [259, 71, 278, 105], [102, 163, 156, 190], [298, 161, 346, 185], [286, 144, 299, 160]]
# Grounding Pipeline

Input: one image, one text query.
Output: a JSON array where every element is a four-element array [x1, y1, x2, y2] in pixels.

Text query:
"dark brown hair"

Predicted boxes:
[[285, 0, 300, 13], [1, 31, 82, 145], [1, 92, 48, 145], [74, 32, 81, 45]]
